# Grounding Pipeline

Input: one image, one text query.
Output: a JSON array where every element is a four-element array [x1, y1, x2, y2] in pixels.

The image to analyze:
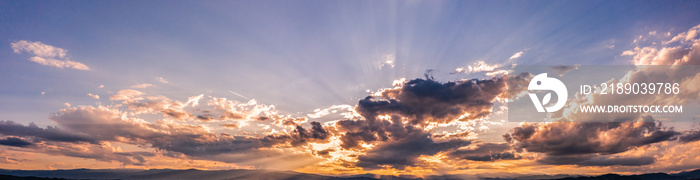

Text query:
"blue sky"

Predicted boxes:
[[2, 0, 698, 126], [2, 0, 700, 175]]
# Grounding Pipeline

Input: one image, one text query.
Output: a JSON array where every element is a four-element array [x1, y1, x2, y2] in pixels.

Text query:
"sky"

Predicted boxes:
[[1, 0, 700, 178]]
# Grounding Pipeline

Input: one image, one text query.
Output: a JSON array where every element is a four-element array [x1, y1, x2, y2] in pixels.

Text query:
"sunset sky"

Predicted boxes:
[[1, 0, 700, 178]]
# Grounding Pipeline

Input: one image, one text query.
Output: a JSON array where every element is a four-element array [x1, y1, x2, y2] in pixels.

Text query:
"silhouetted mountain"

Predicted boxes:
[[552, 171, 700, 180], [0, 174, 67, 180], [674, 169, 700, 179]]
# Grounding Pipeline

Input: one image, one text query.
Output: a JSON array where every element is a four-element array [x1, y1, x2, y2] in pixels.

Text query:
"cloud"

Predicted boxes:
[[307, 104, 356, 119], [329, 74, 534, 169], [87, 93, 100, 99], [0, 151, 21, 164], [354, 75, 518, 125], [624, 25, 700, 65], [448, 143, 520, 162], [356, 127, 470, 169], [549, 65, 580, 76], [0, 137, 33, 147], [678, 130, 700, 143], [185, 94, 204, 107], [2, 102, 338, 166], [157, 77, 169, 84], [453, 61, 504, 75], [378, 53, 396, 69], [263, 122, 330, 147], [130, 83, 155, 89], [11, 40, 67, 58], [504, 122, 678, 156], [220, 123, 240, 129], [509, 51, 524, 60], [11, 40, 90, 70], [0, 120, 96, 143], [664, 24, 700, 45], [27, 56, 90, 70], [110, 89, 145, 102]]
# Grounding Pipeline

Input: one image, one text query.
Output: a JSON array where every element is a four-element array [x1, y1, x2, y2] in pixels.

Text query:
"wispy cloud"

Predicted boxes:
[[378, 53, 396, 69], [130, 83, 155, 89], [11, 40, 90, 70], [87, 93, 100, 99], [157, 77, 169, 84], [509, 50, 524, 60]]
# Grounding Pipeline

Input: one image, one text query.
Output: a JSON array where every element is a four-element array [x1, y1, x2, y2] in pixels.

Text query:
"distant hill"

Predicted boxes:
[[1, 168, 699, 180]]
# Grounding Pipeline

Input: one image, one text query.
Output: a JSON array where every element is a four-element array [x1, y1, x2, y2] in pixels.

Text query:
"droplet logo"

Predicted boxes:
[[528, 73, 567, 112]]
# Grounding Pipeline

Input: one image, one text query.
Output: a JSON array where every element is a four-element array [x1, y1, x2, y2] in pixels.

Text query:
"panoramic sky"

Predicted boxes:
[[1, 0, 700, 178]]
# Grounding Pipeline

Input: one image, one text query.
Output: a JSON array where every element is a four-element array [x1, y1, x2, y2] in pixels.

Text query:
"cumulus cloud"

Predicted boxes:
[[11, 40, 90, 70], [664, 24, 700, 45], [354, 74, 521, 125], [545, 25, 700, 125], [624, 25, 700, 65], [504, 122, 678, 156], [325, 73, 534, 169]]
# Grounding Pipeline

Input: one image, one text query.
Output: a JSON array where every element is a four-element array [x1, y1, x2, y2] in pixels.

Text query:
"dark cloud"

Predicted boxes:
[[357, 76, 513, 125], [538, 155, 655, 166], [262, 122, 330, 147], [504, 122, 678, 156], [0, 137, 33, 147], [356, 129, 470, 169], [448, 143, 521, 162], [332, 75, 535, 169], [0, 120, 96, 143], [339, 74, 529, 149], [678, 130, 700, 143], [335, 114, 472, 169]]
